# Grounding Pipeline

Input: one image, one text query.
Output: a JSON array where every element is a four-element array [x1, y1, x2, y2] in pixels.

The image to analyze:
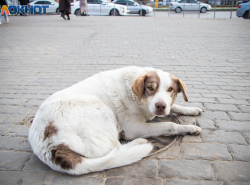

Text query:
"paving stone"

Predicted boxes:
[[16, 140, 33, 152], [0, 106, 33, 115], [0, 136, 24, 150], [215, 120, 250, 132], [231, 94, 250, 100], [224, 182, 250, 185], [23, 154, 53, 172], [157, 142, 182, 159], [204, 103, 240, 112], [0, 124, 14, 136], [217, 99, 249, 105], [7, 125, 29, 137], [228, 144, 250, 162], [242, 132, 250, 144], [181, 143, 232, 161], [0, 151, 31, 170], [163, 180, 223, 185], [228, 112, 250, 121], [198, 111, 231, 121], [182, 135, 202, 143], [212, 161, 250, 181], [1, 114, 25, 125], [196, 118, 217, 130], [188, 98, 217, 104], [106, 178, 162, 185], [0, 114, 9, 123], [0, 99, 28, 106], [0, 171, 49, 185], [201, 130, 247, 145], [237, 105, 250, 113], [159, 160, 214, 180], [201, 94, 231, 99], [104, 160, 157, 178], [51, 174, 105, 185]]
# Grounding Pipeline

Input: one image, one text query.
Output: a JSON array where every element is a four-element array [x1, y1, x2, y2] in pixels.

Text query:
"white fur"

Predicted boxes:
[[28, 66, 203, 175]]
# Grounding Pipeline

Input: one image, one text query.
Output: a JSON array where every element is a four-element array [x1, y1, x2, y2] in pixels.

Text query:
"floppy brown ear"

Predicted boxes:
[[131, 74, 147, 100], [178, 79, 188, 102]]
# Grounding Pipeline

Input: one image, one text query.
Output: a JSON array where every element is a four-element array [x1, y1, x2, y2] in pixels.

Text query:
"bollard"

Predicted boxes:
[[183, 2, 185, 17], [168, 1, 170, 17], [154, 0, 156, 17], [198, 1, 200, 18], [140, 1, 142, 16], [214, 0, 216, 19], [230, 0, 233, 19]]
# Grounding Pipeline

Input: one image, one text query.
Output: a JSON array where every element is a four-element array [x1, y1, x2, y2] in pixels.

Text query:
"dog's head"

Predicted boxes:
[[131, 70, 188, 117]]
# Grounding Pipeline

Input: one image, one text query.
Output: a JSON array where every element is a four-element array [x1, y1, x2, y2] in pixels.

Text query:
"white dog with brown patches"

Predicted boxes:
[[29, 66, 203, 175]]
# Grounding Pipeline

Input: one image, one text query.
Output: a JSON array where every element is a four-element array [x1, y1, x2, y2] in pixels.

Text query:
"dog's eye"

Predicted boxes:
[[168, 87, 173, 92], [148, 86, 154, 91]]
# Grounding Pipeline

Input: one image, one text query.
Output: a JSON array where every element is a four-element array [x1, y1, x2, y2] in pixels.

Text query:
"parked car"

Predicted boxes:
[[236, 1, 250, 19], [170, 0, 211, 13], [155, 0, 175, 6], [28, 0, 59, 14], [237, 0, 250, 5], [112, 0, 153, 16], [71, 0, 129, 16]]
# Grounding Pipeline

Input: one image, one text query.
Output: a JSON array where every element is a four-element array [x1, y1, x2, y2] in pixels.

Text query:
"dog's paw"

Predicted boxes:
[[133, 138, 149, 145], [190, 125, 203, 135], [185, 107, 204, 116]]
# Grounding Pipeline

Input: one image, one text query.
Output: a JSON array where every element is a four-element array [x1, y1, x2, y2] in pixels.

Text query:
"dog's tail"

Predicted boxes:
[[52, 139, 153, 175]]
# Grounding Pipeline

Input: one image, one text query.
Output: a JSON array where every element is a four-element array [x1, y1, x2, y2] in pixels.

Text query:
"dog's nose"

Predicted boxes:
[[155, 102, 166, 112]]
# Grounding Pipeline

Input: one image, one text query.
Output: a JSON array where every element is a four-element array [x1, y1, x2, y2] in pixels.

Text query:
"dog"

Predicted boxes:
[[28, 66, 203, 175]]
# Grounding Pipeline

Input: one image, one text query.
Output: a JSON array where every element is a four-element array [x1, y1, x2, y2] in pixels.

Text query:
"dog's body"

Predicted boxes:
[[29, 66, 203, 175]]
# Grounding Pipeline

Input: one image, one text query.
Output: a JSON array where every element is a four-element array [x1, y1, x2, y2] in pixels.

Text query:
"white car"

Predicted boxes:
[[71, 0, 129, 16], [170, 0, 211, 13], [112, 0, 153, 16], [29, 0, 59, 14]]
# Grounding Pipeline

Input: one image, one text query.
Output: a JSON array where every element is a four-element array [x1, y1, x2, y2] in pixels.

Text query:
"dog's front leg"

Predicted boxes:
[[171, 104, 204, 116], [123, 121, 202, 140]]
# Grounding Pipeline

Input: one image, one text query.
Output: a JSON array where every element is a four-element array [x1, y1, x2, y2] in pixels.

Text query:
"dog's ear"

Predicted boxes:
[[131, 73, 148, 100], [178, 78, 188, 102]]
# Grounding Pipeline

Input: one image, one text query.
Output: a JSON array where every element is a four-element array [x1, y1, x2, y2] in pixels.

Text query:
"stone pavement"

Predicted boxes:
[[0, 15, 250, 185]]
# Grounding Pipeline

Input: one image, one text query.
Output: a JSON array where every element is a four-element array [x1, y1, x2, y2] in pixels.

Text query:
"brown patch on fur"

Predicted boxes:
[[51, 144, 83, 170], [131, 73, 148, 100], [170, 74, 188, 103], [44, 121, 58, 141], [131, 71, 160, 100], [144, 71, 160, 98], [119, 130, 125, 140]]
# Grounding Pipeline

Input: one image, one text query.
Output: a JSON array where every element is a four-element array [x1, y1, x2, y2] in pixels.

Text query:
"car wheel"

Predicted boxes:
[[56, 8, 60, 14], [200, 7, 207, 13], [175, 7, 182, 13], [138, 10, 146, 16], [75, 9, 81, 16], [243, 11, 249, 19], [109, 9, 120, 16]]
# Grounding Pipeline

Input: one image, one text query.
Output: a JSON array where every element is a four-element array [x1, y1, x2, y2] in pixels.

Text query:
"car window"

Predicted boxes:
[[115, 1, 127, 5], [43, 1, 52, 4], [127, 1, 134, 5], [87, 0, 95, 4], [34, 1, 44, 4]]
